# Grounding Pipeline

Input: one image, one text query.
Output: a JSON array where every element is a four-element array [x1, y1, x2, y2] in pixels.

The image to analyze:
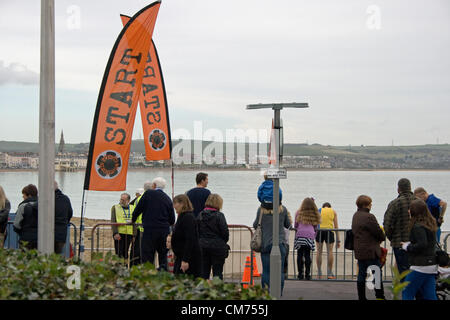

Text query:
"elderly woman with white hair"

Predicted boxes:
[[132, 177, 175, 270]]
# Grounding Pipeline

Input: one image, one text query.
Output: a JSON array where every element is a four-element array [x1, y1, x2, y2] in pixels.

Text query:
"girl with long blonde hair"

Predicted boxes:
[[294, 197, 321, 280]]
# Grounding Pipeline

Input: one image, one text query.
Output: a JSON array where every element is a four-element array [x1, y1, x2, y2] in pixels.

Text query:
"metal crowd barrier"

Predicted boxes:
[[224, 225, 254, 287], [86, 223, 141, 263], [88, 222, 255, 287], [287, 228, 450, 282], [443, 232, 450, 252], [287, 228, 394, 282], [4, 213, 78, 258]]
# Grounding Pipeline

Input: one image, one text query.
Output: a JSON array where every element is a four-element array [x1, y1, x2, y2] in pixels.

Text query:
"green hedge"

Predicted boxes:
[[0, 249, 272, 300]]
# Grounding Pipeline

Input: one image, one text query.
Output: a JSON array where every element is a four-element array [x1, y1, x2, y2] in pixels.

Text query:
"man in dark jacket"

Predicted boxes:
[[352, 195, 386, 300], [14, 183, 73, 253], [54, 182, 73, 254], [383, 178, 416, 276], [132, 177, 175, 270], [186, 172, 211, 218]]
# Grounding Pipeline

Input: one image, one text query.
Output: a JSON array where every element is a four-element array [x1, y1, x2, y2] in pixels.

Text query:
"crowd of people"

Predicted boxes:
[[254, 176, 447, 299], [0, 174, 448, 300], [109, 172, 230, 281], [0, 182, 73, 253]]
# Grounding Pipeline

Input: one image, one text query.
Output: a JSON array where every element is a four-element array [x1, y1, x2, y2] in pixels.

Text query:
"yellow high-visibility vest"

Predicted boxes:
[[135, 195, 144, 232], [115, 204, 135, 235]]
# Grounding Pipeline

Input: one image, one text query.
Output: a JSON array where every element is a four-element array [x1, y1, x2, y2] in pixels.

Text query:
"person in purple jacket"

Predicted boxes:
[[294, 197, 321, 280]]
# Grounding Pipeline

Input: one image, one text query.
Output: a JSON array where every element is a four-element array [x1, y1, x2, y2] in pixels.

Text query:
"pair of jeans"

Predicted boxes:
[[260, 244, 287, 294], [357, 258, 385, 300], [402, 270, 437, 300], [437, 227, 441, 243], [393, 247, 410, 278], [142, 229, 169, 271]]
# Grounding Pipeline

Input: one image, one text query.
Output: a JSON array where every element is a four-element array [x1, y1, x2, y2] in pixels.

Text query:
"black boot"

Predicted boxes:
[[297, 255, 304, 280], [357, 282, 367, 300], [305, 262, 311, 280], [375, 282, 386, 300]]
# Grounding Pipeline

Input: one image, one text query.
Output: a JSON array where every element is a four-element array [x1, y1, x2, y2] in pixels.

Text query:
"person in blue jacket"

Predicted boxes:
[[258, 172, 282, 210]]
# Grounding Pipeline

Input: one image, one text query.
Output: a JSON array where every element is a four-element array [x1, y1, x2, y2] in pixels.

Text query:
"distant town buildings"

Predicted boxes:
[[0, 152, 39, 169], [1, 150, 449, 170], [1, 140, 450, 170]]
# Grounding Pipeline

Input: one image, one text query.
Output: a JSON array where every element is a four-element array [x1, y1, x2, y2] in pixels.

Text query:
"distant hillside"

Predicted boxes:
[[2, 140, 450, 162], [283, 143, 450, 160]]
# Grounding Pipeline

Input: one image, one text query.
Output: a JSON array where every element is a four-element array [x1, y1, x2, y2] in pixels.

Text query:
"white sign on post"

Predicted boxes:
[[267, 167, 287, 179]]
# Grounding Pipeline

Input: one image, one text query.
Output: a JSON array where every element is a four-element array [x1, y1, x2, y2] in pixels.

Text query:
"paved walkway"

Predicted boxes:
[[280, 280, 393, 300]]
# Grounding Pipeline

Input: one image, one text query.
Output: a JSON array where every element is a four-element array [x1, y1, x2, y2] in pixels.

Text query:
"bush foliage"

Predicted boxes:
[[0, 249, 272, 300]]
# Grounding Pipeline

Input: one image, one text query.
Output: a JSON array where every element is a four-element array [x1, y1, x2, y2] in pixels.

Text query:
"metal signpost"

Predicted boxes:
[[38, 0, 55, 254], [247, 102, 309, 298]]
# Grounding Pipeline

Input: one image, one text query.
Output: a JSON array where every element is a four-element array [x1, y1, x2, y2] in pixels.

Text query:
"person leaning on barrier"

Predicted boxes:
[[315, 202, 340, 279], [111, 193, 134, 260], [352, 195, 386, 300], [132, 177, 175, 271], [13, 184, 39, 250], [197, 193, 229, 280], [294, 197, 321, 281], [0, 186, 11, 247]]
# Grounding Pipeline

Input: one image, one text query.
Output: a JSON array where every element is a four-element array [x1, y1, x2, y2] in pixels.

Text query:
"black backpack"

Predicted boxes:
[[344, 229, 354, 251], [436, 243, 449, 267]]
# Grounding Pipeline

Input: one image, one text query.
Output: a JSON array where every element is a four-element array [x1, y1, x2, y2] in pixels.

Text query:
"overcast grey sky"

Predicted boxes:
[[0, 0, 449, 145]]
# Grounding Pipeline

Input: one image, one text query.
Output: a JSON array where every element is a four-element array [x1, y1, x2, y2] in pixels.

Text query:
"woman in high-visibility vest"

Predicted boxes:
[[111, 193, 135, 260]]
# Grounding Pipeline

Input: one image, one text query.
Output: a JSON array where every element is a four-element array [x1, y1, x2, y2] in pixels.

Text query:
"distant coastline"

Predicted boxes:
[[2, 167, 450, 173]]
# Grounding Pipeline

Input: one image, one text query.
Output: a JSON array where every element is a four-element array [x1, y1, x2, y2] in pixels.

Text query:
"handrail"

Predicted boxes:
[[227, 224, 254, 286], [90, 222, 143, 259], [69, 222, 77, 258], [289, 227, 393, 281]]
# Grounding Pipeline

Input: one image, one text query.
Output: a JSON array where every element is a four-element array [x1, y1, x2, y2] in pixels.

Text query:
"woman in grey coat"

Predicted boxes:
[[253, 204, 292, 294]]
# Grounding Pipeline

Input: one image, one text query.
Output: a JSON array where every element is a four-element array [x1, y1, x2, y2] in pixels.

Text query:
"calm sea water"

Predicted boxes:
[[1, 169, 449, 230]]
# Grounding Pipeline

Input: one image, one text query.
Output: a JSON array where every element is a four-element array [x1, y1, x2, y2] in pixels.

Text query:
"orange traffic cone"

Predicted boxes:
[[241, 256, 254, 289], [252, 252, 261, 277]]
